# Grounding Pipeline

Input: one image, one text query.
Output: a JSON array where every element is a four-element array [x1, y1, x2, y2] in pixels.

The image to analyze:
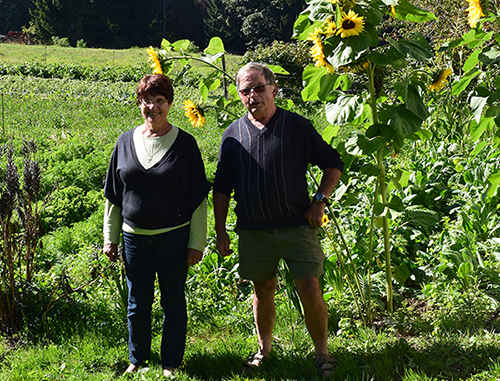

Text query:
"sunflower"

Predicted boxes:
[[428, 68, 453, 92], [324, 19, 337, 37], [339, 60, 370, 74], [308, 28, 335, 74], [183, 100, 206, 128], [321, 214, 330, 227], [147, 46, 163, 74], [337, 10, 365, 38], [466, 0, 485, 28], [390, 5, 397, 17]]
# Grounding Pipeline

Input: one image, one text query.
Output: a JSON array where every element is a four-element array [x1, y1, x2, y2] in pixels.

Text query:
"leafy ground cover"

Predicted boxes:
[[0, 38, 500, 380]]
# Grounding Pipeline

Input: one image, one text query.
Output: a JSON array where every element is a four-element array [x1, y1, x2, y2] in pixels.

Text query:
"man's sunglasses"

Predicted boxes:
[[238, 83, 272, 97]]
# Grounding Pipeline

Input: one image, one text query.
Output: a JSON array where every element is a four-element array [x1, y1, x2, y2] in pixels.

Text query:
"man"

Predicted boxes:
[[213, 62, 343, 378]]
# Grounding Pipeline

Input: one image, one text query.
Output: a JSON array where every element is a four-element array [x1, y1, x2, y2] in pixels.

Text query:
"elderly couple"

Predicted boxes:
[[102, 62, 344, 379]]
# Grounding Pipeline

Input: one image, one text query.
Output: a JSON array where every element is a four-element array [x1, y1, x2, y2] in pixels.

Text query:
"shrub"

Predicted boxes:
[[51, 36, 71, 47], [76, 39, 87, 48], [242, 40, 312, 94], [41, 186, 103, 232]]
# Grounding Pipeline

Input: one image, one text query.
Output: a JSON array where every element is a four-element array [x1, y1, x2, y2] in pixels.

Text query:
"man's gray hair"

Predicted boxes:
[[236, 62, 276, 90]]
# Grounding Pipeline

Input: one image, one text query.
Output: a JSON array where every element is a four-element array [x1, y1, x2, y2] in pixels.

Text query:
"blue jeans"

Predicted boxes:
[[122, 226, 189, 369]]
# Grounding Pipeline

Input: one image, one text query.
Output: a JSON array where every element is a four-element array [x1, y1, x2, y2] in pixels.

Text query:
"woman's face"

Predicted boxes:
[[139, 93, 172, 125]]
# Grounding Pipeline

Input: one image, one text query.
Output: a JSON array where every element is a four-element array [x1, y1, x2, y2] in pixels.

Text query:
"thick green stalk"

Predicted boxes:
[[368, 62, 393, 312]]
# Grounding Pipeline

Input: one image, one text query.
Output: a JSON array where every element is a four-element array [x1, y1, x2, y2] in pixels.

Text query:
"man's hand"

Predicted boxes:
[[216, 230, 234, 257], [103, 243, 119, 262], [304, 202, 326, 228], [187, 248, 203, 266]]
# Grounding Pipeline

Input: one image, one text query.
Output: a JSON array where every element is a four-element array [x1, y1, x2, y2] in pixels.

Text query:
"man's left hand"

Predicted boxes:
[[187, 248, 203, 266], [304, 202, 326, 228]]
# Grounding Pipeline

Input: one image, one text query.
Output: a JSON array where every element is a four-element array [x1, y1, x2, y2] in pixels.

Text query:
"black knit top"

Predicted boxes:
[[104, 128, 211, 230], [213, 108, 344, 230]]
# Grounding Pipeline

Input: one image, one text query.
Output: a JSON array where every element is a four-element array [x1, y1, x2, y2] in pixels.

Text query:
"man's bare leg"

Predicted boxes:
[[294, 277, 328, 355], [252, 277, 278, 358]]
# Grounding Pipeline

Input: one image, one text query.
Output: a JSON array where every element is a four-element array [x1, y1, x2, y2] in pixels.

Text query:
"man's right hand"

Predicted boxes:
[[216, 231, 233, 257]]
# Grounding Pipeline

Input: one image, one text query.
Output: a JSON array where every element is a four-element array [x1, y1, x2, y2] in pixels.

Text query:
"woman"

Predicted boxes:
[[103, 74, 210, 377]]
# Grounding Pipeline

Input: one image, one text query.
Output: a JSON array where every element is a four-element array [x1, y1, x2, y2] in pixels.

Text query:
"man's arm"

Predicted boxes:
[[213, 192, 234, 256], [304, 167, 342, 228]]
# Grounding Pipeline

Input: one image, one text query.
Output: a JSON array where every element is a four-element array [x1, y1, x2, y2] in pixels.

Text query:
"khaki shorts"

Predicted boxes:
[[236, 225, 324, 282]]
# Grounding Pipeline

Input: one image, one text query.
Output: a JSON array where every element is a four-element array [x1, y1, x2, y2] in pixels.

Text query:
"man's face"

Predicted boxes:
[[237, 70, 278, 122]]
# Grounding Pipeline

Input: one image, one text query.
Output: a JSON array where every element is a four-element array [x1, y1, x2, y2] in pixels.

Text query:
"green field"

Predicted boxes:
[[1, 42, 500, 380]]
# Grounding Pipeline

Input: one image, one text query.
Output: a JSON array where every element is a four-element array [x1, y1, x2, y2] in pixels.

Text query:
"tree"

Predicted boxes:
[[197, 0, 306, 53], [0, 0, 32, 34], [28, 0, 204, 49]]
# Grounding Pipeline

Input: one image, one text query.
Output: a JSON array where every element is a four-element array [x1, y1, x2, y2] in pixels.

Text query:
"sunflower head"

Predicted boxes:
[[337, 9, 365, 38], [309, 28, 335, 74], [183, 100, 206, 128], [428, 68, 453, 92], [466, 0, 486, 28], [321, 214, 330, 227], [147, 46, 163, 75]]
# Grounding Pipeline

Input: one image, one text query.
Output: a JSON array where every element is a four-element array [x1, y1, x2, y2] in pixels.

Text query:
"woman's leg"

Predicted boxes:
[[122, 232, 156, 367], [155, 226, 189, 369]]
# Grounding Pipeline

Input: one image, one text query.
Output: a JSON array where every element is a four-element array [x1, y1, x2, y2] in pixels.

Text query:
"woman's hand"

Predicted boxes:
[[187, 248, 203, 266], [103, 243, 119, 262]]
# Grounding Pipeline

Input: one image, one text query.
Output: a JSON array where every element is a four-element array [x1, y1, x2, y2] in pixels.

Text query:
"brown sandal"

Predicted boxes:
[[243, 351, 267, 371], [315, 354, 336, 379]]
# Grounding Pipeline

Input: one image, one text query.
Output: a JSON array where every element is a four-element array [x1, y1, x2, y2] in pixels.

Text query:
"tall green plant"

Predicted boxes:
[[293, 0, 439, 312]]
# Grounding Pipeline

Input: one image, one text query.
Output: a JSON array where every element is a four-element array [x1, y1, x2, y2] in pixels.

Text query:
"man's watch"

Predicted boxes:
[[313, 192, 331, 206]]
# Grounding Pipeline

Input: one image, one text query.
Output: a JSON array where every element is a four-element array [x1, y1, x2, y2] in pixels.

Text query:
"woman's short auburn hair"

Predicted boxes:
[[136, 74, 174, 103]]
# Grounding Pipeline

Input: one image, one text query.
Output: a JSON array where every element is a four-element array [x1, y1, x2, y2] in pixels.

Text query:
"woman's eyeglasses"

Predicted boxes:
[[140, 98, 168, 107], [238, 83, 272, 97]]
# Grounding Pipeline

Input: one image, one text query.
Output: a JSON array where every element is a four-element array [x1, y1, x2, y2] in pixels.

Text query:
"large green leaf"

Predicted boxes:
[[394, 263, 410, 286], [451, 68, 481, 96], [390, 105, 422, 136], [204, 37, 225, 55], [471, 93, 489, 123], [470, 117, 495, 142], [463, 49, 481, 72], [405, 84, 429, 120], [268, 64, 289, 75], [367, 48, 405, 66], [366, 123, 397, 142], [391, 0, 437, 22], [487, 169, 500, 198], [480, 47, 500, 66], [301, 65, 341, 101], [325, 93, 364, 125], [306, 0, 334, 21], [388, 35, 433, 62], [328, 34, 371, 67], [439, 29, 494, 51], [321, 125, 340, 144], [171, 39, 194, 52], [406, 206, 439, 226], [356, 134, 386, 155], [293, 14, 324, 40]]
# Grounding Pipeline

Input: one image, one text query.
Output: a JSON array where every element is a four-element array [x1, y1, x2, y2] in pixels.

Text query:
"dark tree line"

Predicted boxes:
[[1, 0, 306, 52]]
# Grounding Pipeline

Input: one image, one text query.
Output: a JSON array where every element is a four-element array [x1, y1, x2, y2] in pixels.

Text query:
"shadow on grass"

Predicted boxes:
[[333, 335, 500, 381], [183, 351, 320, 380]]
